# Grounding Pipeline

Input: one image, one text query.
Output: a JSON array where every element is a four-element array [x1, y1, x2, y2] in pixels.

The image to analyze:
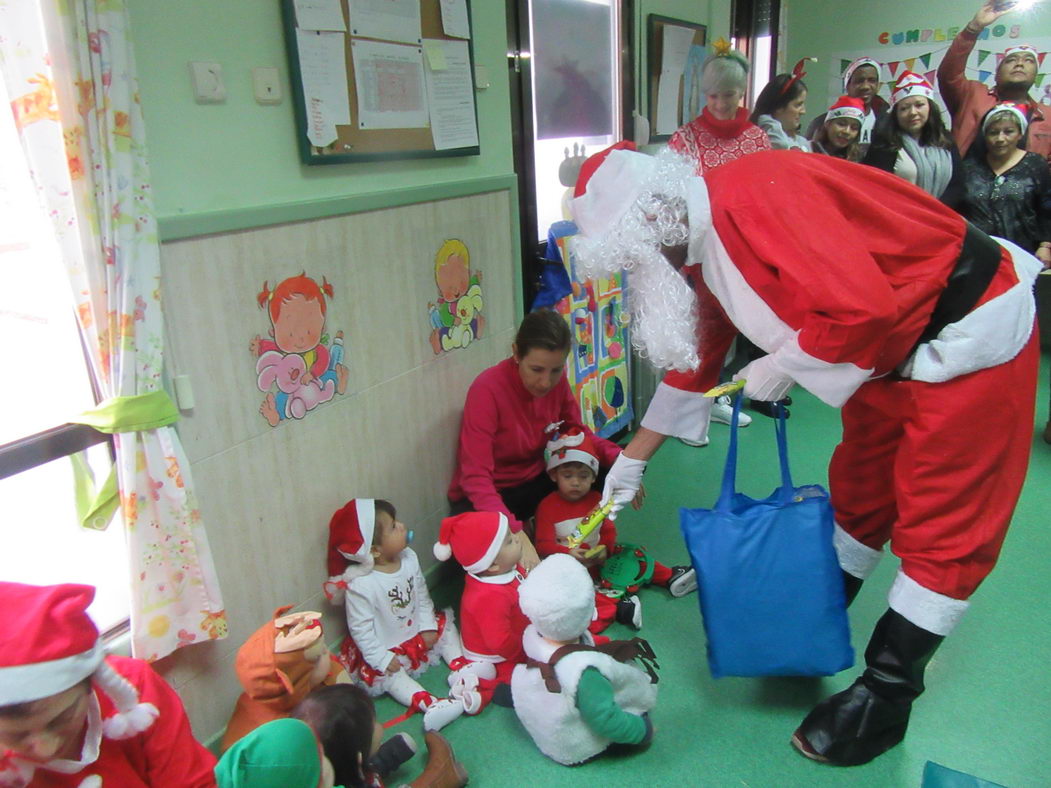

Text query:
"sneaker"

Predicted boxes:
[[422, 697, 466, 731], [615, 594, 643, 629], [447, 657, 496, 687], [711, 395, 752, 427], [667, 566, 697, 598], [678, 436, 709, 447]]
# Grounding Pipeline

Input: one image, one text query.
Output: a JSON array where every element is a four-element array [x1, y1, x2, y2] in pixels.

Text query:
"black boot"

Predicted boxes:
[[367, 732, 417, 778], [791, 609, 944, 766], [841, 570, 863, 607]]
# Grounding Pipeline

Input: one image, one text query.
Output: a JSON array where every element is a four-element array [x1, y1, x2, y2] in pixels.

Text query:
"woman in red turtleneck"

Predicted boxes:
[[669, 44, 770, 174]]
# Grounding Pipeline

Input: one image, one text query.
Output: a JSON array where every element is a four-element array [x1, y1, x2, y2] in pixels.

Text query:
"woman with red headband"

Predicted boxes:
[[751, 60, 812, 151]]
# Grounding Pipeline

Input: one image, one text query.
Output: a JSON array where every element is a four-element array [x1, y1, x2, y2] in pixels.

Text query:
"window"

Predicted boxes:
[[0, 74, 130, 633]]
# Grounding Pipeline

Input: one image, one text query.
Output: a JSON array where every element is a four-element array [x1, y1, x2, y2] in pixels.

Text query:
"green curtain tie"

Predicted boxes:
[[72, 389, 179, 433], [69, 389, 179, 530]]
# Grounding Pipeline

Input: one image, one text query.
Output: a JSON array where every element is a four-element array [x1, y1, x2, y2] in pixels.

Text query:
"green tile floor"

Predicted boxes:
[[381, 354, 1051, 787]]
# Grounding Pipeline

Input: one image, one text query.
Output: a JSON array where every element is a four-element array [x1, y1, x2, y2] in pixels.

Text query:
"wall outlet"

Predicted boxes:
[[252, 67, 282, 105]]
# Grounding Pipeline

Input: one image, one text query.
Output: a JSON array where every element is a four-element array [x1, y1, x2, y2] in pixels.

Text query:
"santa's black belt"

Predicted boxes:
[[910, 222, 1003, 353]]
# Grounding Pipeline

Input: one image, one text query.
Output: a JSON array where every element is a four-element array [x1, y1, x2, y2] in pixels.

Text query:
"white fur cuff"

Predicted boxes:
[[769, 333, 872, 408], [833, 523, 883, 579], [888, 570, 970, 636], [640, 382, 714, 442]]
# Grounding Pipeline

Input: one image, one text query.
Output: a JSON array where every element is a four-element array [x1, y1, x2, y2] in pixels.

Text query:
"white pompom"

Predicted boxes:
[[433, 542, 452, 561], [101, 702, 159, 740]]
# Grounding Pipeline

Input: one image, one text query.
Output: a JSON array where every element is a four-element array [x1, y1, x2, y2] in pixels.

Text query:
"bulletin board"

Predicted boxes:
[[647, 15, 707, 142], [281, 0, 480, 165]]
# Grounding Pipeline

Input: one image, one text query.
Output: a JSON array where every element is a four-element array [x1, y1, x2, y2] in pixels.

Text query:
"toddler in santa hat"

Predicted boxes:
[[325, 498, 487, 732], [511, 554, 658, 765], [433, 511, 531, 709], [0, 581, 215, 788], [535, 424, 697, 602]]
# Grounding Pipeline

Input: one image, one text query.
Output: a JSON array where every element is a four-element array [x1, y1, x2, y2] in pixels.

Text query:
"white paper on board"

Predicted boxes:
[[423, 39, 478, 150], [293, 0, 346, 32], [296, 29, 352, 147], [439, 0, 471, 39], [347, 0, 421, 45], [351, 39, 429, 129], [655, 25, 695, 134]]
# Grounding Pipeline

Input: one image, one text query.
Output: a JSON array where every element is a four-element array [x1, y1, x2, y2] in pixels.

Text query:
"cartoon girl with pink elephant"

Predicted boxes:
[[250, 274, 349, 426]]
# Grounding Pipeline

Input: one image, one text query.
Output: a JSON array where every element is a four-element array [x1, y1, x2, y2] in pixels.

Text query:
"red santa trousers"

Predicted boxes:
[[828, 331, 1038, 632]]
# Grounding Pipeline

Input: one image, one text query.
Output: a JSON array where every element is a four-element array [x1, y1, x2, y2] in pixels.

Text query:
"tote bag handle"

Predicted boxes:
[[716, 396, 793, 511]]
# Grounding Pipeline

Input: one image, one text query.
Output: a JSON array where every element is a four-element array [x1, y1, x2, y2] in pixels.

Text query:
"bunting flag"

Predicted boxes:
[[978, 50, 991, 66], [924, 70, 937, 85], [996, 53, 1004, 64], [841, 59, 853, 73], [1036, 73, 1046, 87], [905, 57, 916, 71], [920, 53, 931, 69], [1039, 52, 1047, 67], [888, 61, 901, 77], [979, 69, 994, 83]]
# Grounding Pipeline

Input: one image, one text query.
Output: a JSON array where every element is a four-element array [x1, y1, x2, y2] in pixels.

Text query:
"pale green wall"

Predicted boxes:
[[785, 0, 1051, 125], [127, 0, 515, 223]]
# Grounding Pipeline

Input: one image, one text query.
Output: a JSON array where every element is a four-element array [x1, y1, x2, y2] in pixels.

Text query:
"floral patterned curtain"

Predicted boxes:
[[0, 0, 227, 659]]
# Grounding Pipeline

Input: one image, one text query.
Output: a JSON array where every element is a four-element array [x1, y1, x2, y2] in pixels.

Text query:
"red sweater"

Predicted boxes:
[[534, 490, 615, 558], [448, 358, 620, 530]]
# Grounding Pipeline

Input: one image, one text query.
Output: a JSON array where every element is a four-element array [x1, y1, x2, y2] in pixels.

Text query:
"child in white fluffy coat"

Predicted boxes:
[[511, 554, 658, 765], [325, 498, 489, 731]]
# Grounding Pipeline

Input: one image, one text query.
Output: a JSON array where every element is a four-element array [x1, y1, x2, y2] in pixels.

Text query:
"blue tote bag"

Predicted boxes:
[[680, 398, 854, 678]]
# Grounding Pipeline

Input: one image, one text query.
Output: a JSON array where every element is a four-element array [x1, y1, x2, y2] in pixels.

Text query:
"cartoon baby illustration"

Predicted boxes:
[[428, 239, 484, 354], [250, 274, 349, 426]]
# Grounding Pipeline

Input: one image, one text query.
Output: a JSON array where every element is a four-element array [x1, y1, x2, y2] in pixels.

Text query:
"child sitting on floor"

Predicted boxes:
[[325, 499, 486, 732], [535, 425, 697, 599], [292, 684, 468, 788], [511, 554, 658, 766], [0, 582, 216, 788], [215, 717, 335, 788], [432, 511, 530, 707]]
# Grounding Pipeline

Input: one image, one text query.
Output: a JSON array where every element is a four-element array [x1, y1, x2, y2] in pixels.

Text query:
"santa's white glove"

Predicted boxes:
[[734, 354, 795, 402], [601, 454, 648, 520]]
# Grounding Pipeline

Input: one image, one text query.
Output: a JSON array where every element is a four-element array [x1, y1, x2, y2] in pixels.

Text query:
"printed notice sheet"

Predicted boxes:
[[655, 24, 694, 134], [351, 39, 428, 129], [294, 0, 346, 31], [347, 0, 421, 45], [423, 39, 477, 150], [439, 0, 471, 39], [296, 30, 352, 146]]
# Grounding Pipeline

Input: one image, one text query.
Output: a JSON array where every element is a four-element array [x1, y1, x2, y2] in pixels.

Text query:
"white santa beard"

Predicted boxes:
[[625, 250, 700, 372]]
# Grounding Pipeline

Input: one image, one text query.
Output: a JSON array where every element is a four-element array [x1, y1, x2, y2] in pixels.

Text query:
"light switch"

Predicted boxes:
[[252, 67, 282, 105], [189, 61, 226, 103]]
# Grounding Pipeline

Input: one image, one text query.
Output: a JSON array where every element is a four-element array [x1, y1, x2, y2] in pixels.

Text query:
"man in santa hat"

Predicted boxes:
[[806, 57, 888, 154], [0, 582, 216, 787], [938, 1, 1050, 160], [570, 143, 1041, 766]]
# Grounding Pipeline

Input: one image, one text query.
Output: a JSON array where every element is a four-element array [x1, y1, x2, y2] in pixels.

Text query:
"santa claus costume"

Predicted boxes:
[[571, 145, 1041, 765], [0, 582, 216, 787], [324, 499, 484, 731], [433, 512, 532, 709]]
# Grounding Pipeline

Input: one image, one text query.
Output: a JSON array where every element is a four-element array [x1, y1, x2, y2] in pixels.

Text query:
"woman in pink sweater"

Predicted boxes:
[[447, 311, 623, 569]]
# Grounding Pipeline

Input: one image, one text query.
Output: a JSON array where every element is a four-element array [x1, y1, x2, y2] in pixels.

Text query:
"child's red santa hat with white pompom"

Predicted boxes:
[[433, 512, 509, 575], [324, 498, 376, 603], [0, 582, 159, 740], [545, 425, 599, 475], [890, 71, 934, 107]]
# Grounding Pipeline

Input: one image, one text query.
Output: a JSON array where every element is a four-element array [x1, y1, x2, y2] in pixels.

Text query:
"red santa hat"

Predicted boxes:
[[825, 95, 866, 125], [518, 554, 595, 642], [1002, 44, 1038, 62], [545, 425, 600, 475], [982, 102, 1030, 135], [324, 499, 376, 603], [433, 512, 509, 574], [0, 582, 159, 739], [842, 57, 881, 92], [890, 71, 934, 106]]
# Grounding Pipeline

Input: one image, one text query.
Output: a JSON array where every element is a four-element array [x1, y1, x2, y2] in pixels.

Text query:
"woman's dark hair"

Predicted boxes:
[[292, 684, 376, 788], [514, 310, 570, 357], [877, 98, 953, 151], [749, 75, 807, 123], [371, 499, 396, 546], [0, 678, 91, 718]]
